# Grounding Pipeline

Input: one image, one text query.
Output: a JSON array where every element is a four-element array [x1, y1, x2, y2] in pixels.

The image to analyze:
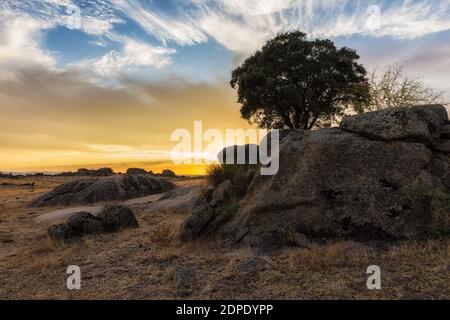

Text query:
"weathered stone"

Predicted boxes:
[[179, 204, 217, 242], [441, 124, 450, 139], [126, 168, 149, 175], [47, 224, 80, 244], [67, 212, 107, 235], [180, 105, 450, 249], [31, 174, 176, 207], [434, 140, 450, 153], [95, 168, 114, 176], [340, 104, 447, 145], [147, 186, 204, 215], [97, 205, 139, 232], [48, 205, 139, 243], [212, 180, 233, 202]]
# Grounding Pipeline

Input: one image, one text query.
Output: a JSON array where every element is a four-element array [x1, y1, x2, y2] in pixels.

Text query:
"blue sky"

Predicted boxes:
[[1, 0, 450, 172], [1, 0, 450, 93]]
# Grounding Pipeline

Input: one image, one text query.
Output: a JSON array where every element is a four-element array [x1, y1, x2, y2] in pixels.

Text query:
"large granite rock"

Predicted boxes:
[[31, 174, 176, 207], [180, 105, 450, 248], [340, 104, 448, 145]]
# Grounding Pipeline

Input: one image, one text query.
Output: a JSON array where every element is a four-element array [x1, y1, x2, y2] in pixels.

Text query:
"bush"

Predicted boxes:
[[401, 178, 450, 234], [149, 225, 173, 246], [206, 164, 256, 198]]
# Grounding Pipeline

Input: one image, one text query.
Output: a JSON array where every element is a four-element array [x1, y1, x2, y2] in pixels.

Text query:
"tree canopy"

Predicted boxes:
[[230, 31, 371, 130]]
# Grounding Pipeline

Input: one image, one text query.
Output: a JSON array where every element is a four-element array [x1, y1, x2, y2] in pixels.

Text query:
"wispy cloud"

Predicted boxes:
[[108, 0, 450, 54], [2, 0, 450, 76], [77, 39, 177, 77]]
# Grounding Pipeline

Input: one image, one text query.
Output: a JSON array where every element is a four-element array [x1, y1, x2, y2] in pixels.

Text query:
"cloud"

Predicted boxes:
[[0, 0, 122, 38], [104, 0, 450, 55], [2, 0, 450, 78], [110, 0, 208, 46], [0, 14, 56, 74], [78, 39, 177, 77]]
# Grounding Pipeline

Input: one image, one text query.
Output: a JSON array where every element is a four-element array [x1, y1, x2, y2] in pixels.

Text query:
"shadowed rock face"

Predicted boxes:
[[31, 174, 176, 207], [180, 105, 450, 248], [47, 205, 139, 244], [126, 168, 150, 175]]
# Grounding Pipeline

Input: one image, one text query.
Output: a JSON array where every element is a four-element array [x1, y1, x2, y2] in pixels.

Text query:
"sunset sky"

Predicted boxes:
[[1, 0, 450, 174]]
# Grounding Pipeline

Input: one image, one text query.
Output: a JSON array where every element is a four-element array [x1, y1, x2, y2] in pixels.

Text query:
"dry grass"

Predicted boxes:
[[0, 176, 448, 300]]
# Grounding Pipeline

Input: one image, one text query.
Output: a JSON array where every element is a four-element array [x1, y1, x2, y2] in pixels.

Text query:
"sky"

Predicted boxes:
[[1, 0, 450, 174]]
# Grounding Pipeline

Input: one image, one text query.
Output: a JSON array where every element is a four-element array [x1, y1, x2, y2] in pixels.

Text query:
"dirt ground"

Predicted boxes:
[[0, 176, 448, 300]]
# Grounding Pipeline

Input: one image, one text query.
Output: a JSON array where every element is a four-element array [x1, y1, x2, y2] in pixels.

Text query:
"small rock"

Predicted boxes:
[[97, 205, 139, 232], [47, 224, 80, 244], [67, 212, 107, 235]]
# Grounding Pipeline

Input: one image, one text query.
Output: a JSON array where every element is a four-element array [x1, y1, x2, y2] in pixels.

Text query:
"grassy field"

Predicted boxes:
[[0, 176, 448, 299]]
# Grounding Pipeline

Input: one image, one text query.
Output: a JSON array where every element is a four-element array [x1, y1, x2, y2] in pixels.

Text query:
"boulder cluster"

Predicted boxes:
[[48, 205, 139, 244]]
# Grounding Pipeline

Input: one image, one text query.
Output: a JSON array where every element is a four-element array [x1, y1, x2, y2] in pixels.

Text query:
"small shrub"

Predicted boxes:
[[401, 178, 450, 233], [206, 164, 255, 198], [149, 225, 173, 246], [219, 202, 238, 221]]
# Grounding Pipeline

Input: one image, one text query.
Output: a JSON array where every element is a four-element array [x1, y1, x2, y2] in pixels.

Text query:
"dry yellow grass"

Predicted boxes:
[[0, 176, 449, 299]]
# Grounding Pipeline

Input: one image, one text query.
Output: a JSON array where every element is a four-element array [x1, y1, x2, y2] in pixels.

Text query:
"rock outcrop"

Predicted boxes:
[[162, 169, 177, 178], [180, 105, 450, 248], [126, 168, 150, 175], [31, 174, 176, 207], [47, 205, 138, 244], [76, 168, 114, 176]]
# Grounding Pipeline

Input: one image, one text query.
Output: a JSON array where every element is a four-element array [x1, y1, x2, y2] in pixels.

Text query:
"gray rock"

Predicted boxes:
[[441, 125, 450, 139], [180, 105, 450, 249], [67, 212, 106, 235], [340, 104, 447, 145], [95, 168, 114, 176], [162, 169, 176, 178], [47, 205, 139, 244], [30, 174, 176, 207], [47, 224, 80, 244], [212, 180, 233, 202], [98, 205, 139, 232], [126, 168, 149, 175], [434, 140, 450, 153], [146, 186, 204, 215], [179, 204, 217, 242]]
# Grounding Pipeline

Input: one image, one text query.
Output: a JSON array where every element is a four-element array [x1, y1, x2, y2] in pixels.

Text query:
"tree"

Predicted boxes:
[[366, 64, 444, 111], [230, 31, 371, 130]]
